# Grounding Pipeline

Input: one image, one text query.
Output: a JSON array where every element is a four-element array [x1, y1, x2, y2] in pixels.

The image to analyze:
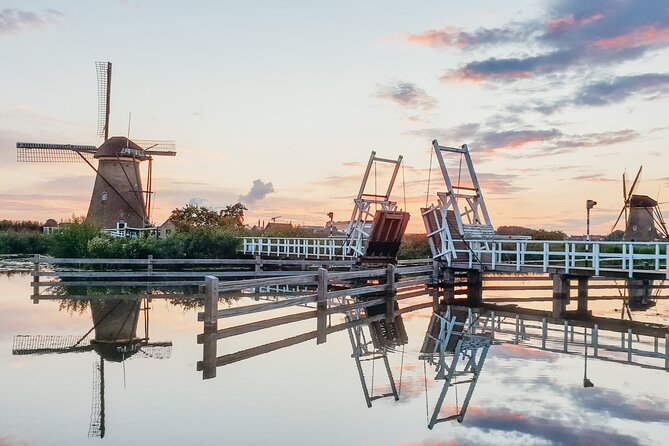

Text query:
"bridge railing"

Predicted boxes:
[[448, 240, 669, 278], [240, 236, 355, 260]]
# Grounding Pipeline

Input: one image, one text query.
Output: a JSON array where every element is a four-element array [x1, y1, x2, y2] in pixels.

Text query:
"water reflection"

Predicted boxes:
[[197, 282, 668, 434], [4, 268, 668, 444], [12, 296, 172, 438]]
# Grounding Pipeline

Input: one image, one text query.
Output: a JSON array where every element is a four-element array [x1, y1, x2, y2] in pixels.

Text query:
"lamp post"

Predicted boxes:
[[327, 212, 334, 237], [586, 200, 597, 267], [586, 199, 597, 242]]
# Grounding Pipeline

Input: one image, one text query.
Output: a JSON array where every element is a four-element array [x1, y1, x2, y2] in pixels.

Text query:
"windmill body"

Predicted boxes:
[[624, 195, 660, 242], [87, 137, 148, 229]]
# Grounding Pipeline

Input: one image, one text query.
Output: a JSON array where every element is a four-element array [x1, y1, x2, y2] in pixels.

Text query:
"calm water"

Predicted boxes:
[[1, 270, 668, 446]]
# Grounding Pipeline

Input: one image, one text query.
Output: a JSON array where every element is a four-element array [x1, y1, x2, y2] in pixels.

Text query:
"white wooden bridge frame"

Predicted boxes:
[[442, 239, 669, 279], [343, 151, 403, 257], [241, 236, 353, 259], [423, 140, 494, 260]]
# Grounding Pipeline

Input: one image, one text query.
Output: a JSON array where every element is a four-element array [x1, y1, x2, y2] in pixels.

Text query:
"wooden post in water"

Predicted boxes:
[[551, 274, 569, 318], [386, 263, 396, 321], [577, 276, 588, 314], [32, 254, 40, 303], [316, 268, 328, 344], [442, 268, 455, 306], [202, 275, 219, 379], [467, 270, 483, 306]]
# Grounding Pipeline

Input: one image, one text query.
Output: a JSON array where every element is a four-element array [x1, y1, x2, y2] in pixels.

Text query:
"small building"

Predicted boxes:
[[158, 219, 178, 238], [42, 219, 60, 234], [326, 220, 349, 235]]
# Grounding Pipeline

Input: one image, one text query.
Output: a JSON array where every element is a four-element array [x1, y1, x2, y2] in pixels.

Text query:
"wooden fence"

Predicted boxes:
[[29, 254, 358, 298], [196, 263, 434, 378]]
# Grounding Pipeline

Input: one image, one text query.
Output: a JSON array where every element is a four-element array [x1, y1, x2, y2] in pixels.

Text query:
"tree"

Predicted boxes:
[[169, 203, 248, 230], [222, 203, 247, 227]]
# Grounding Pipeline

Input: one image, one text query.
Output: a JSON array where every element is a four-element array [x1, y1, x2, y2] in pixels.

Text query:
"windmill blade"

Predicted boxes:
[[627, 166, 643, 199], [611, 205, 626, 233], [622, 171, 627, 200], [12, 334, 93, 354], [135, 139, 177, 156], [16, 142, 97, 162], [96, 61, 112, 141], [653, 206, 669, 238]]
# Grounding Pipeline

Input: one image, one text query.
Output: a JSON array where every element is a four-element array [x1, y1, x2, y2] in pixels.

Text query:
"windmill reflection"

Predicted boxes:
[[12, 297, 172, 438]]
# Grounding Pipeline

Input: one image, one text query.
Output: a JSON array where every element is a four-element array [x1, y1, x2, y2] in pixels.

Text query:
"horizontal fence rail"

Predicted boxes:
[[28, 254, 360, 298], [443, 240, 669, 279]]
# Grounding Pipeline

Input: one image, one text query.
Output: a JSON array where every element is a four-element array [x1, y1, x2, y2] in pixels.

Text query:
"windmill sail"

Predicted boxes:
[[96, 61, 112, 141], [16, 142, 97, 162]]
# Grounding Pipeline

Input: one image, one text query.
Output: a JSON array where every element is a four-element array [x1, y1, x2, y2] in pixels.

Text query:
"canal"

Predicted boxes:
[[1, 265, 668, 445]]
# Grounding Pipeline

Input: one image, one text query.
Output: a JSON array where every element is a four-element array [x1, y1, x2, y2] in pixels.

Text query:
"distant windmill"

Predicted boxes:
[[16, 62, 176, 230], [611, 166, 668, 240]]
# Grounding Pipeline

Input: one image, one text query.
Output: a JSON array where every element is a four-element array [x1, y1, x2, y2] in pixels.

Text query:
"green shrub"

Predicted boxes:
[[177, 228, 240, 258], [398, 233, 431, 259], [0, 231, 49, 254], [48, 223, 102, 258]]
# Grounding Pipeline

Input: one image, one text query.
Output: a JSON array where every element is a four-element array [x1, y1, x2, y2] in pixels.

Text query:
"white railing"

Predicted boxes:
[[240, 237, 355, 260], [463, 307, 669, 370], [443, 240, 669, 279], [102, 227, 157, 238]]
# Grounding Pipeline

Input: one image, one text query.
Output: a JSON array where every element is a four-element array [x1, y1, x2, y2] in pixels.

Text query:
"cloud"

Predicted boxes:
[[376, 81, 437, 120], [188, 197, 207, 206], [239, 179, 275, 204], [574, 73, 669, 106], [527, 73, 669, 114], [0, 9, 64, 35], [563, 386, 669, 423], [465, 408, 642, 446], [409, 124, 639, 158], [405, 23, 539, 49], [406, 1, 669, 83]]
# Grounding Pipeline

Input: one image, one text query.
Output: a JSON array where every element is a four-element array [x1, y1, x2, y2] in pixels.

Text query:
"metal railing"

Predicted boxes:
[[444, 240, 669, 278], [240, 236, 356, 259]]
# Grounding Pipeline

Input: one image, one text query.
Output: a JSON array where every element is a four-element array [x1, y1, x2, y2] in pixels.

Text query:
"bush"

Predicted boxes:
[[48, 223, 102, 258], [0, 231, 49, 254], [176, 228, 240, 258], [398, 233, 431, 259]]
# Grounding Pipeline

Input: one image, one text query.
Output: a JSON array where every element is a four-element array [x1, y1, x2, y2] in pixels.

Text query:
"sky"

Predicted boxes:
[[1, 0, 668, 235]]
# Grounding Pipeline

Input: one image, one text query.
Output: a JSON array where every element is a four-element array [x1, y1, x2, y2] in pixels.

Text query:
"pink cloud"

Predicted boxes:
[[546, 13, 604, 33], [595, 25, 669, 48], [405, 27, 467, 48]]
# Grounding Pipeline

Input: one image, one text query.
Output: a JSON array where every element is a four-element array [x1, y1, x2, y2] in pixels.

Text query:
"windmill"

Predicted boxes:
[[611, 166, 669, 241], [16, 62, 176, 231], [610, 166, 667, 309]]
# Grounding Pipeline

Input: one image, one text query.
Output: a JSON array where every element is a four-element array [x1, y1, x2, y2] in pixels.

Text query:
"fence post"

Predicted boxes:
[[202, 275, 219, 379], [255, 255, 263, 275], [147, 254, 153, 274], [386, 263, 396, 321], [317, 268, 328, 344], [541, 318, 547, 349], [32, 254, 40, 303], [563, 320, 569, 352], [593, 324, 599, 357]]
